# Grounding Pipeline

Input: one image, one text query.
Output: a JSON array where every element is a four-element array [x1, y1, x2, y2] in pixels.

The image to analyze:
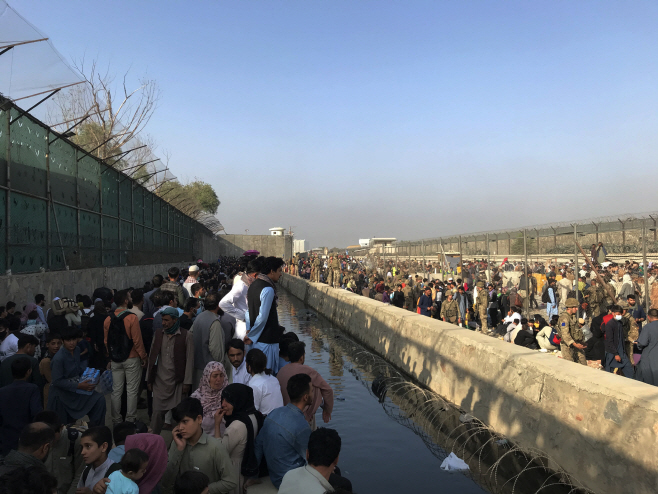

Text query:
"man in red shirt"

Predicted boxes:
[[276, 341, 333, 430]]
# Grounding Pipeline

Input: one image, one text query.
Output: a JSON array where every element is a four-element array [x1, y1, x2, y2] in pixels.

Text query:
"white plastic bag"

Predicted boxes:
[[440, 452, 470, 471]]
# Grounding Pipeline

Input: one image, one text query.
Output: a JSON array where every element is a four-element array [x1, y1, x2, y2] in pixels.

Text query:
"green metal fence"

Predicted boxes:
[[0, 97, 208, 274]]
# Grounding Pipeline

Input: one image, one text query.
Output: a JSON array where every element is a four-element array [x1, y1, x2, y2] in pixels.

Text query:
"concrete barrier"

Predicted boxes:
[[0, 263, 187, 304], [280, 274, 658, 494]]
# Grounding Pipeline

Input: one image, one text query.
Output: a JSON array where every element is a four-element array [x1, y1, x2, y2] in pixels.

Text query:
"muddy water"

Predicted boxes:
[[278, 290, 486, 494], [277, 290, 590, 494]]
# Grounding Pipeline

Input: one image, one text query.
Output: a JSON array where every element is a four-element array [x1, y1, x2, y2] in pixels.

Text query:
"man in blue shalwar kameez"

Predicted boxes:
[[48, 328, 106, 426], [245, 257, 285, 375]]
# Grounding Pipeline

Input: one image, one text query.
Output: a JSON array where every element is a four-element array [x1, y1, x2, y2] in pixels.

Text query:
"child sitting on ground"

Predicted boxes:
[[106, 448, 149, 494]]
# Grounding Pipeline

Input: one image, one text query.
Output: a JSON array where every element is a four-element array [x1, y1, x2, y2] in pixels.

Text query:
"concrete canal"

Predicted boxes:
[[278, 290, 588, 494]]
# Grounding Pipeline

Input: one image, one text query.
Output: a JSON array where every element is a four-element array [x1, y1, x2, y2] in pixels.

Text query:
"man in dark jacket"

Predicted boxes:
[[391, 285, 405, 308], [143, 274, 164, 319], [0, 422, 54, 477], [604, 305, 634, 378], [586, 308, 608, 365], [0, 358, 43, 455], [418, 287, 433, 317]]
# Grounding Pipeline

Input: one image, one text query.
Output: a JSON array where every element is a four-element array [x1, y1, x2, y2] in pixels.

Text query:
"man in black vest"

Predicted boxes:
[[245, 257, 285, 374]]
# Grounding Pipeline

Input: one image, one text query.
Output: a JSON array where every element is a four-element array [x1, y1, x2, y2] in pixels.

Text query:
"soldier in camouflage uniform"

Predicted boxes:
[[440, 291, 459, 324], [326, 257, 334, 286], [402, 280, 413, 310], [585, 279, 604, 318], [330, 256, 341, 289], [558, 297, 586, 365], [311, 257, 322, 283], [473, 281, 489, 333], [619, 300, 639, 366]]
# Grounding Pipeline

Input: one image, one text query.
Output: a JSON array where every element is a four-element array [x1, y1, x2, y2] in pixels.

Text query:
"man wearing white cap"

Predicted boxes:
[[183, 265, 199, 296]]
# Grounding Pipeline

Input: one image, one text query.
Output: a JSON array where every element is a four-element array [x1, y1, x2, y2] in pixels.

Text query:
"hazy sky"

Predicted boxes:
[[8, 1, 658, 248]]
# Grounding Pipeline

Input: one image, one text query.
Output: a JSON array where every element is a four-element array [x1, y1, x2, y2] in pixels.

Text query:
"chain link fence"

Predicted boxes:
[[0, 97, 213, 274], [389, 212, 658, 263]]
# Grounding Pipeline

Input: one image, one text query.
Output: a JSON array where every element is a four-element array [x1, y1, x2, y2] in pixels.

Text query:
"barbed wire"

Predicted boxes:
[[397, 210, 658, 245]]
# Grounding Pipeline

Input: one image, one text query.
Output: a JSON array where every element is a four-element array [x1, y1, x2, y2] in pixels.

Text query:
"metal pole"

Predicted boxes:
[[5, 107, 10, 273], [458, 236, 463, 280], [574, 224, 578, 301], [485, 233, 486, 283], [523, 229, 529, 317], [49, 191, 68, 269], [422, 240, 425, 278], [46, 129, 52, 270], [99, 162, 104, 265], [643, 219, 650, 311]]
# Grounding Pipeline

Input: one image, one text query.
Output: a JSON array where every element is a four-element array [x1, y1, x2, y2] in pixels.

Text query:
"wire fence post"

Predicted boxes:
[[643, 219, 650, 312], [422, 240, 426, 278], [574, 223, 578, 301], [523, 229, 529, 317], [4, 107, 10, 273], [458, 236, 463, 279], [485, 233, 491, 283]]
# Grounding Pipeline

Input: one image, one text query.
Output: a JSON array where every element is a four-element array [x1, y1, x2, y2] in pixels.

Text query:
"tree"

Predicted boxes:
[[48, 59, 160, 164], [182, 181, 220, 214]]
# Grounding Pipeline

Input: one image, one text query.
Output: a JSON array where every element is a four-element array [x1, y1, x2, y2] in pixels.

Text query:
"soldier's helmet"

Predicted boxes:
[[476, 281, 484, 288], [565, 298, 579, 308]]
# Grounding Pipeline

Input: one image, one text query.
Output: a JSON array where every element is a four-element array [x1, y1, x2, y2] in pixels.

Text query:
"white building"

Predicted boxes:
[[269, 227, 285, 236], [359, 238, 370, 247], [293, 239, 307, 254]]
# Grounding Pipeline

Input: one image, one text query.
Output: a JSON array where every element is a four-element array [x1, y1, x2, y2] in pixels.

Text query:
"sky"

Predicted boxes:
[[4, 1, 658, 248]]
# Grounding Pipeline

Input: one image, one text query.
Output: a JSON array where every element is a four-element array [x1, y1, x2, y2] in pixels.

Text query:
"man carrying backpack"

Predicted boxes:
[[103, 290, 148, 425]]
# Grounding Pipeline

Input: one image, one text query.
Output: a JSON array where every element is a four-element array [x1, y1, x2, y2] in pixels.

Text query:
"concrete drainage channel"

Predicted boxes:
[[279, 274, 658, 494], [280, 288, 593, 494]]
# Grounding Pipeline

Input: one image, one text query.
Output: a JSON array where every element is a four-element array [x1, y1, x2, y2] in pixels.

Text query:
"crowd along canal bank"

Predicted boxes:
[[279, 274, 658, 494]]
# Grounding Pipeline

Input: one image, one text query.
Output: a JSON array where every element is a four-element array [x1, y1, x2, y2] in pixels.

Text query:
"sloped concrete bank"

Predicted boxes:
[[280, 274, 658, 494]]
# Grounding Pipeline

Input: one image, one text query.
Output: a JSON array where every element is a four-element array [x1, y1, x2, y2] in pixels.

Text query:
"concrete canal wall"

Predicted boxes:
[[280, 274, 658, 494]]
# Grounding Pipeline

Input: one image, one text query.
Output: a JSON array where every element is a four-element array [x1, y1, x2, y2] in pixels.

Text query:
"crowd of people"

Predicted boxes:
[[288, 246, 658, 382], [0, 256, 350, 494]]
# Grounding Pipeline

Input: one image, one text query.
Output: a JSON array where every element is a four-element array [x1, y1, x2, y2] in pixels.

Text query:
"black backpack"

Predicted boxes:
[[107, 311, 133, 363], [81, 462, 121, 486], [541, 285, 551, 304]]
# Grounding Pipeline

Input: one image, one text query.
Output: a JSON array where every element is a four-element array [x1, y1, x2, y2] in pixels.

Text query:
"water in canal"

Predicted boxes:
[[277, 290, 591, 494]]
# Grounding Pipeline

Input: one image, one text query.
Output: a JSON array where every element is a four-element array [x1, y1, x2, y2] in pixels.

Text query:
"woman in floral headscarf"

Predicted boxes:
[[191, 361, 229, 436]]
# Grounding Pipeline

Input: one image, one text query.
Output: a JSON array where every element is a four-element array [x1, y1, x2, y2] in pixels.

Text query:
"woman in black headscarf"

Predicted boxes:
[[214, 383, 264, 494]]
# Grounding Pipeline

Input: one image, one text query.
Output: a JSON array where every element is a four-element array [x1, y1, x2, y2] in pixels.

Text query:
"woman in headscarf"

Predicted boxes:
[[190, 361, 229, 437], [214, 383, 264, 494], [95, 433, 168, 494], [125, 433, 168, 494]]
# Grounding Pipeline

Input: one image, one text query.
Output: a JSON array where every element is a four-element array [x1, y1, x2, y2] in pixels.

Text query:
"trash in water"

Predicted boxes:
[[495, 439, 508, 446], [336, 397, 346, 401], [459, 413, 475, 423], [440, 452, 470, 471]]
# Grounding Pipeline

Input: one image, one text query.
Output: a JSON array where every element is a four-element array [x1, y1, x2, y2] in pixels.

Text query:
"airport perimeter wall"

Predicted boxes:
[[0, 262, 186, 304], [280, 274, 658, 494]]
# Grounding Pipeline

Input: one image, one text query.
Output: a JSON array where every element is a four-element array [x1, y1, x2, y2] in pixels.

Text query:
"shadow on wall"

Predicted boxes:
[[280, 274, 658, 494]]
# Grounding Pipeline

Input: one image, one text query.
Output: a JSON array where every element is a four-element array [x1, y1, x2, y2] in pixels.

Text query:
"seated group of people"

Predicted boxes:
[[0, 318, 347, 494]]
